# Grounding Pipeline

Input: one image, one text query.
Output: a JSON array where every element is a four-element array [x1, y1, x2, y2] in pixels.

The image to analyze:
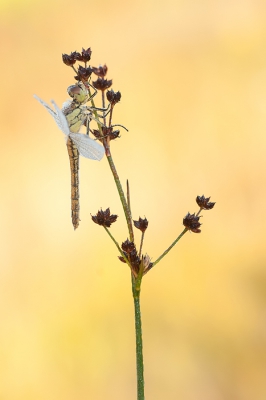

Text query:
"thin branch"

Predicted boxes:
[[152, 228, 188, 267]]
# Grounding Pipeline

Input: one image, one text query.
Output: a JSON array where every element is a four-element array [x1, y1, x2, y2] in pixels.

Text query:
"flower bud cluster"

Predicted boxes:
[[62, 47, 92, 66]]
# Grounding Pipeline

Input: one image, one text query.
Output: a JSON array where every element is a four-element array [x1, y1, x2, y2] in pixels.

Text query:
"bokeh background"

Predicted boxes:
[[1, 0, 266, 399]]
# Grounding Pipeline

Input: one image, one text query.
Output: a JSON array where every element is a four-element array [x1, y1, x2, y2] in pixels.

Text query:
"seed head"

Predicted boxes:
[[106, 89, 121, 105], [121, 239, 136, 253], [118, 240, 141, 275], [196, 195, 215, 210], [75, 65, 93, 81], [93, 77, 113, 91], [183, 212, 201, 233], [62, 52, 77, 66], [128, 248, 141, 274], [92, 127, 120, 141], [75, 47, 92, 62], [91, 208, 118, 227], [133, 217, 148, 232], [92, 64, 108, 78], [142, 254, 153, 275]]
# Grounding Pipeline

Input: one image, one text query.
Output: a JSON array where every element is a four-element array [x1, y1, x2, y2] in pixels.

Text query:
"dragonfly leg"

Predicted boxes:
[[111, 123, 129, 132], [86, 81, 98, 102]]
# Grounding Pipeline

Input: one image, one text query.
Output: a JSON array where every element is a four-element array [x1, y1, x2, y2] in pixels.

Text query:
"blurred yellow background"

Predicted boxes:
[[1, 0, 266, 399]]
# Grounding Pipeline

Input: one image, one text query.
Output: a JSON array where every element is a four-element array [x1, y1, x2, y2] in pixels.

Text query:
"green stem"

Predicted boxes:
[[106, 153, 134, 242], [132, 279, 145, 400], [152, 227, 188, 267], [102, 226, 131, 268], [85, 83, 133, 242], [138, 231, 145, 258], [87, 87, 103, 133]]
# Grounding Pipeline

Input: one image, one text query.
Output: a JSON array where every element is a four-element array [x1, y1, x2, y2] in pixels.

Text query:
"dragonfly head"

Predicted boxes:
[[67, 83, 89, 104]]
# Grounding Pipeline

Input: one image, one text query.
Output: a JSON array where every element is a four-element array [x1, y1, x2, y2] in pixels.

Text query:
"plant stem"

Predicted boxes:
[[86, 81, 144, 398], [106, 152, 134, 242], [152, 227, 188, 267], [132, 279, 145, 400], [138, 231, 145, 258], [103, 226, 131, 269], [126, 180, 132, 219]]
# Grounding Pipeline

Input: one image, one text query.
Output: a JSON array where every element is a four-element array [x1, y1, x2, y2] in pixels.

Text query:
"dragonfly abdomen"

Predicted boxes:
[[66, 137, 80, 230]]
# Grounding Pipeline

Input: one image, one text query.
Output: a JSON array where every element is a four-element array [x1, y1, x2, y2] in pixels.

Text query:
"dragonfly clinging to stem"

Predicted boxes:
[[34, 82, 106, 229]]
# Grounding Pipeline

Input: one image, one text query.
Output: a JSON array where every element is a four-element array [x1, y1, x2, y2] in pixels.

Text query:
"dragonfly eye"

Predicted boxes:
[[67, 84, 88, 104]]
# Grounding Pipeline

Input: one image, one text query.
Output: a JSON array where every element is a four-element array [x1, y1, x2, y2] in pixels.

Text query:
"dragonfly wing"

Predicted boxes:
[[34, 95, 70, 136], [70, 133, 105, 161]]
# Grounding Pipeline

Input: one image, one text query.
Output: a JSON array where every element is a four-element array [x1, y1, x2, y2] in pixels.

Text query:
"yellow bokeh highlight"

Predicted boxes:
[[1, 0, 266, 399]]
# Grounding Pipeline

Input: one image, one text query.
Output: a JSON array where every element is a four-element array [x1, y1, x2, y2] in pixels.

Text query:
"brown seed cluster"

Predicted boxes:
[[62, 46, 126, 143], [93, 78, 113, 91], [92, 127, 120, 141], [106, 89, 121, 105], [183, 195, 215, 233], [133, 217, 148, 232], [62, 47, 92, 66], [74, 65, 93, 82], [92, 64, 108, 77], [91, 208, 118, 227], [183, 212, 201, 233], [196, 195, 215, 210], [119, 239, 153, 276]]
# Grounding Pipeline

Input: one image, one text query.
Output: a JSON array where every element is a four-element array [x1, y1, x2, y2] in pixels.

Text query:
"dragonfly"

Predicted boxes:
[[34, 83, 105, 229]]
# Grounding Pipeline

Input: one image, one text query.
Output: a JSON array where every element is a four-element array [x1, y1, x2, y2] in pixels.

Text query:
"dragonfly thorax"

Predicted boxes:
[[63, 102, 87, 133]]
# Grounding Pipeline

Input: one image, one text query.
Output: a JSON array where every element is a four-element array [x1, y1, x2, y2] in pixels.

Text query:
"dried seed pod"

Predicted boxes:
[[183, 212, 201, 233], [75, 47, 92, 62], [92, 64, 108, 77], [75, 65, 93, 81], [91, 208, 118, 227], [62, 52, 77, 66], [92, 127, 120, 141], [106, 89, 121, 105], [93, 78, 112, 91], [121, 239, 136, 253], [133, 217, 148, 232], [196, 195, 215, 210]]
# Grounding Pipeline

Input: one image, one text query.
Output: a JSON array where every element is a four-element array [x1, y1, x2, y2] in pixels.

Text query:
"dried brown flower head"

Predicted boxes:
[[121, 239, 136, 253], [183, 212, 201, 233], [93, 77, 113, 91], [62, 52, 77, 66], [119, 240, 141, 275], [92, 64, 108, 78], [75, 47, 92, 62], [106, 89, 121, 105], [134, 217, 148, 232], [196, 195, 215, 210], [74, 65, 93, 81], [91, 208, 118, 227], [128, 249, 141, 274], [92, 127, 120, 141]]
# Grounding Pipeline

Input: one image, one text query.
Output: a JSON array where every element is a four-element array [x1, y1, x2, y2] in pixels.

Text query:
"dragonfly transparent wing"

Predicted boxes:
[[70, 133, 105, 161], [34, 95, 70, 136]]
